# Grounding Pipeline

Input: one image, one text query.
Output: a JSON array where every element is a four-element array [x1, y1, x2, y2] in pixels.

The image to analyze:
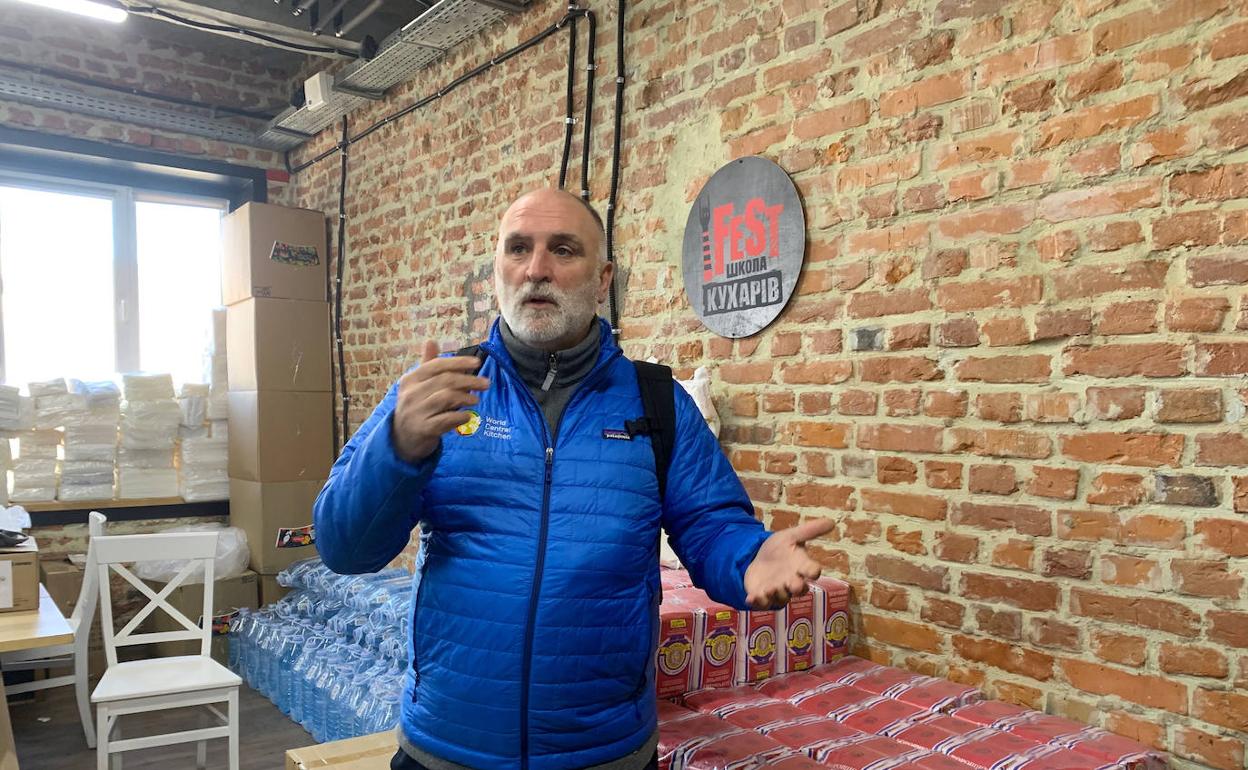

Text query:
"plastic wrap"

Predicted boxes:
[[133, 524, 249, 583], [118, 448, 175, 469], [122, 372, 175, 401], [676, 366, 720, 438], [118, 468, 178, 498], [27, 378, 67, 397]]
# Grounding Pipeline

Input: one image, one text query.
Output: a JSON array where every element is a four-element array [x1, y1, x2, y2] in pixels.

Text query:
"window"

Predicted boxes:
[[0, 175, 224, 389]]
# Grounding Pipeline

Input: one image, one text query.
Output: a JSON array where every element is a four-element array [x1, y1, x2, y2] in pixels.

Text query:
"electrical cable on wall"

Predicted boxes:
[[603, 0, 626, 338], [557, 11, 576, 189], [333, 116, 351, 448], [578, 7, 595, 202]]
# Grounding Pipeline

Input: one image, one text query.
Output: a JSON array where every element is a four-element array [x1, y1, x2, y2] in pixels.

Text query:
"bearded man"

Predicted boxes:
[[314, 189, 834, 770]]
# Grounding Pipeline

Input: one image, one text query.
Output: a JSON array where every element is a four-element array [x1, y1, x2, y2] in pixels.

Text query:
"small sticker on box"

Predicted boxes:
[[270, 241, 320, 266], [201, 609, 239, 636], [275, 524, 315, 549]]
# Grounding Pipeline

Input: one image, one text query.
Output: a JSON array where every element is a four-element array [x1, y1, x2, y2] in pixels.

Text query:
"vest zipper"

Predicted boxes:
[[520, 444, 554, 770]]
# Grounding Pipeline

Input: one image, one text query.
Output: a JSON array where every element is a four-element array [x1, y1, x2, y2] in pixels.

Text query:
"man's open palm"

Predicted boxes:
[[743, 518, 836, 610]]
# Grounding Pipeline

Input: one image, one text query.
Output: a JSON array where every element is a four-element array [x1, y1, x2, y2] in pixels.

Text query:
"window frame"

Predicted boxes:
[[0, 170, 229, 385]]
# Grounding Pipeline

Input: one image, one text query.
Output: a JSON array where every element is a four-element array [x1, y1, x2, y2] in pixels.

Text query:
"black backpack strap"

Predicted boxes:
[[629, 360, 676, 501], [455, 344, 487, 371]]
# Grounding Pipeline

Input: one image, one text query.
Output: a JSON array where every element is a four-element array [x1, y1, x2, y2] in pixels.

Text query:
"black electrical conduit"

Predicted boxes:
[[300, 3, 627, 445], [104, 0, 354, 57], [556, 13, 576, 189]]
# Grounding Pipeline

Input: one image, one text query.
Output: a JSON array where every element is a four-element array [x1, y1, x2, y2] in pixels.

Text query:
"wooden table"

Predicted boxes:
[[0, 586, 74, 770]]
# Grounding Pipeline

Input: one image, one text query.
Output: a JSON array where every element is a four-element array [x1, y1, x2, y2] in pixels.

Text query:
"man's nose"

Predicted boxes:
[[524, 248, 554, 282]]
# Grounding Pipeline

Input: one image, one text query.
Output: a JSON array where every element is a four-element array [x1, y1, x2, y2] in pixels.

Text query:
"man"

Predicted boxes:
[[314, 189, 834, 770]]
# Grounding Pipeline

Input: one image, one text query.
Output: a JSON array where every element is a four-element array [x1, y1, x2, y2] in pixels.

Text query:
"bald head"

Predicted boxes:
[[498, 189, 606, 264]]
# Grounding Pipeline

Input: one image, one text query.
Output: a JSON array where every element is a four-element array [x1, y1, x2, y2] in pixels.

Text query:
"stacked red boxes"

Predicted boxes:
[[737, 607, 781, 685], [813, 577, 851, 665], [667, 587, 741, 691], [951, 703, 1168, 769], [656, 602, 699, 699]]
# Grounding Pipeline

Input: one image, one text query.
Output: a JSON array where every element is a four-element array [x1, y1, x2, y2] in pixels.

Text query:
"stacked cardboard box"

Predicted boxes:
[[223, 202, 330, 601]]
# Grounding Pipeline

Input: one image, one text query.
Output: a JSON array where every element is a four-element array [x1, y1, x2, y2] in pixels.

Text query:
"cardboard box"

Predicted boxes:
[[229, 478, 322, 573], [227, 298, 331, 392], [227, 391, 332, 482], [141, 571, 259, 664], [222, 202, 327, 306], [0, 537, 39, 613], [259, 573, 291, 606], [285, 730, 395, 770], [39, 556, 84, 617]]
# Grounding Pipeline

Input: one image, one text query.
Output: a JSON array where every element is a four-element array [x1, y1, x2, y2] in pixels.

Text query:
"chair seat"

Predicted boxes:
[[91, 655, 241, 703]]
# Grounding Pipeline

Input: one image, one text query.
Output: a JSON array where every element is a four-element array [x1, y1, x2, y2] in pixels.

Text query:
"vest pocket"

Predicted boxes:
[[631, 582, 660, 701], [410, 565, 429, 702]]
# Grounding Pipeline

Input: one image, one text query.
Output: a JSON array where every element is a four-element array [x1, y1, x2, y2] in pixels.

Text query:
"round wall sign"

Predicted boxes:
[[681, 156, 806, 338]]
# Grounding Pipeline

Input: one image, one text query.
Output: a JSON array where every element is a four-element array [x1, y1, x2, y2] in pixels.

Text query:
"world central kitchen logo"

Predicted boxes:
[[699, 197, 785, 316]]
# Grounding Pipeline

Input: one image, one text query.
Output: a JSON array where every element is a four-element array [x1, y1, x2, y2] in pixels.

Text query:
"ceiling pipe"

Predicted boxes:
[[335, 0, 383, 37], [292, 0, 317, 16], [312, 0, 351, 34]]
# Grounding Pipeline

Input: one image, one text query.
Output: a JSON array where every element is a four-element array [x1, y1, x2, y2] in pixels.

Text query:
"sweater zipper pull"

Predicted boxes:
[[541, 353, 557, 392]]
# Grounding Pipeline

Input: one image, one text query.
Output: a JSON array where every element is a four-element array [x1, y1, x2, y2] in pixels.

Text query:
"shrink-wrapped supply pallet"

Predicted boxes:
[[58, 381, 119, 501], [118, 373, 180, 499], [0, 385, 27, 431], [177, 382, 228, 502], [9, 429, 60, 502]]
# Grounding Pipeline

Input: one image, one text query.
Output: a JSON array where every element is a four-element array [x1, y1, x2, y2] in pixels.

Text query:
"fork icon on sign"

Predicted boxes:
[[699, 197, 714, 281]]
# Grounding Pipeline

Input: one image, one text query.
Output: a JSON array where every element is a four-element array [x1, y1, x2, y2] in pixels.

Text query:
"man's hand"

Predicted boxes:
[[743, 517, 836, 610], [392, 340, 490, 463]]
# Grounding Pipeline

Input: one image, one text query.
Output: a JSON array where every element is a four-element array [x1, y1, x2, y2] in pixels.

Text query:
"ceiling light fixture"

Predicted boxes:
[[9, 0, 127, 23]]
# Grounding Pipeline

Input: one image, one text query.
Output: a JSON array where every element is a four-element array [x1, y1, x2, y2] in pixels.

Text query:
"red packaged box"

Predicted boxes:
[[757, 672, 840, 701], [812, 578, 851, 664], [1007, 745, 1117, 769], [848, 666, 926, 697], [679, 731, 793, 769], [949, 701, 1031, 728], [891, 715, 985, 753], [885, 677, 982, 713], [790, 685, 879, 717], [782, 590, 818, 674], [813, 735, 920, 769], [944, 730, 1045, 770], [767, 756, 836, 770], [684, 685, 780, 717], [657, 603, 699, 699], [889, 753, 975, 770], [718, 702, 821, 732], [738, 608, 781, 684], [839, 695, 928, 737], [657, 716, 741, 770], [662, 568, 695, 591], [1045, 726, 1167, 769], [659, 699, 702, 725], [668, 587, 740, 692], [811, 656, 884, 685], [764, 719, 868, 752]]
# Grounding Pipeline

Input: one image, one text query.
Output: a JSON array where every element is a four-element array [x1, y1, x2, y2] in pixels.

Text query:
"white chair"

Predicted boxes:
[[0, 510, 106, 748], [91, 530, 239, 770]]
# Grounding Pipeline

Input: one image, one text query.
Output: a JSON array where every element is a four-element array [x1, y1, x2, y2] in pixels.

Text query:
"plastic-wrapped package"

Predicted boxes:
[[60, 460, 114, 486], [57, 483, 115, 501], [16, 431, 61, 460], [207, 389, 228, 420], [882, 677, 982, 713], [758, 672, 839, 702], [134, 524, 250, 583], [34, 393, 88, 430], [122, 372, 175, 401], [10, 459, 58, 488], [118, 468, 178, 498], [118, 448, 174, 469], [665, 587, 739, 691], [763, 719, 867, 755], [10, 487, 56, 503], [0, 392, 33, 431], [811, 734, 921, 769], [944, 729, 1045, 769], [656, 714, 741, 770], [69, 379, 121, 410], [717, 702, 822, 733], [179, 425, 210, 440], [811, 656, 883, 686], [178, 435, 228, 501], [676, 730, 794, 769], [27, 378, 67, 397], [684, 686, 780, 718], [210, 307, 227, 356], [179, 383, 210, 427], [892, 715, 984, 753], [209, 420, 228, 439], [676, 366, 720, 438], [837, 695, 927, 737], [120, 399, 181, 449]]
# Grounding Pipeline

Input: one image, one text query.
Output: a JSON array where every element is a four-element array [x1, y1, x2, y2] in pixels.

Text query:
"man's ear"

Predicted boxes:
[[597, 260, 615, 303]]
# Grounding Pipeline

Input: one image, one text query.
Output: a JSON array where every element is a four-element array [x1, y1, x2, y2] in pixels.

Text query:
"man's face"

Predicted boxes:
[[494, 190, 613, 351]]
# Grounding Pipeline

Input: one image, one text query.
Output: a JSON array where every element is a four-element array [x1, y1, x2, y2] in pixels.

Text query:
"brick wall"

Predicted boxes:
[[286, 0, 1248, 766], [0, 6, 293, 183]]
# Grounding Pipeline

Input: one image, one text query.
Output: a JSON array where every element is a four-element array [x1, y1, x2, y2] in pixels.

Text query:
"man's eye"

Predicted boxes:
[[509, 243, 528, 254]]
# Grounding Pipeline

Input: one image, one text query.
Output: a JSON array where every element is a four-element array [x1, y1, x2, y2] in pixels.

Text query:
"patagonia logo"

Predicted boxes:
[[602, 428, 632, 441]]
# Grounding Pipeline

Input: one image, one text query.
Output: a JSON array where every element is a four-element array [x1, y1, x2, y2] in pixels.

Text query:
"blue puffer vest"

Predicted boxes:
[[314, 318, 769, 770]]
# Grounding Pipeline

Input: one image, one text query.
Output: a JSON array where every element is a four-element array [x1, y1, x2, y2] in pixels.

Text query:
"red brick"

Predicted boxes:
[[1063, 343, 1186, 378], [781, 361, 854, 385], [922, 597, 965, 629], [870, 581, 909, 612], [981, 317, 1031, 346], [722, 362, 775, 383], [860, 613, 942, 653], [1028, 467, 1079, 500], [1092, 0, 1224, 53], [839, 154, 923, 192], [847, 287, 930, 318], [969, 464, 1018, 495], [1024, 392, 1078, 423], [1195, 518, 1248, 558], [953, 501, 1052, 536], [936, 276, 1043, 312], [1039, 178, 1160, 223], [1153, 209, 1222, 249], [1132, 125, 1202, 167], [1192, 688, 1248, 733], [786, 482, 856, 510], [763, 391, 795, 413], [837, 390, 877, 416], [1196, 433, 1248, 466], [962, 572, 1059, 611], [1174, 559, 1244, 599], [1172, 162, 1248, 203], [934, 531, 978, 563], [1036, 95, 1158, 149], [1067, 59, 1124, 99], [1189, 252, 1248, 287], [861, 355, 942, 383], [1088, 220, 1144, 252], [1061, 432, 1184, 467], [1087, 472, 1147, 507], [858, 424, 943, 453], [1099, 300, 1159, 335], [1004, 79, 1055, 113], [1062, 660, 1188, 714], [1042, 547, 1092, 579], [880, 70, 968, 118], [924, 390, 968, 418], [1086, 387, 1145, 420], [792, 99, 870, 139], [792, 421, 852, 448], [955, 355, 1051, 384], [934, 131, 1019, 170], [954, 635, 1053, 679], [1092, 630, 1147, 667], [1106, 712, 1167, 752], [1157, 389, 1223, 423], [1160, 643, 1229, 678], [1209, 611, 1248, 648], [1029, 618, 1081, 651], [1036, 229, 1079, 262], [1196, 342, 1248, 375], [978, 34, 1087, 86], [861, 489, 948, 521], [1058, 508, 1122, 542], [951, 427, 1052, 460], [865, 554, 948, 591], [938, 204, 1034, 239], [883, 389, 922, 417], [925, 461, 962, 490], [990, 539, 1033, 571], [1173, 726, 1245, 770], [1071, 588, 1200, 636], [877, 456, 918, 485], [1051, 260, 1169, 301], [1167, 297, 1230, 332], [1034, 309, 1093, 340]]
